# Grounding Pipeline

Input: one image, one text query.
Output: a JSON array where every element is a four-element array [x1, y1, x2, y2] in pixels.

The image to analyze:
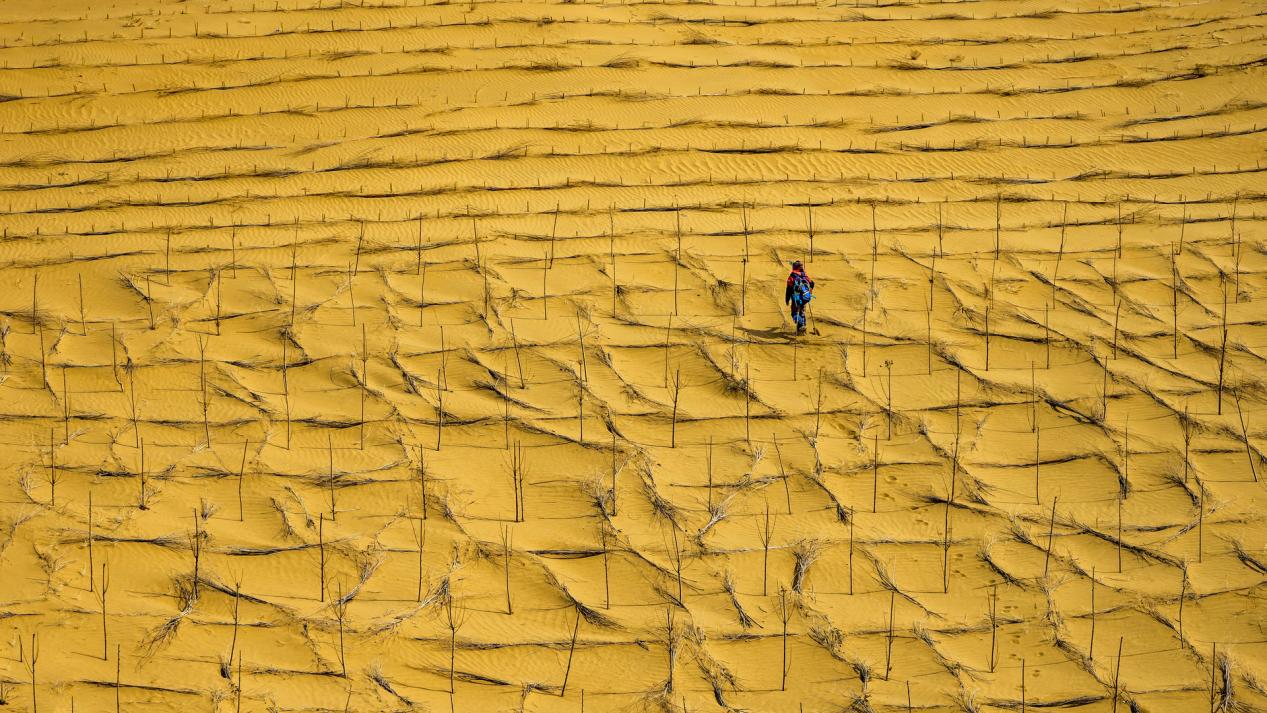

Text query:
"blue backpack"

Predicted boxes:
[[791, 272, 813, 305]]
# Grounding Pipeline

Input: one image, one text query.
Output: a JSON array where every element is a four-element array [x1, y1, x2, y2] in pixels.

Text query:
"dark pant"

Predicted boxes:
[[790, 301, 806, 329]]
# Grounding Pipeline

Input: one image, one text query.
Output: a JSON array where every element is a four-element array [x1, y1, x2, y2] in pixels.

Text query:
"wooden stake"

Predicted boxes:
[[1112, 637, 1123, 713], [885, 589, 896, 680], [848, 508, 854, 595], [99, 561, 109, 659], [560, 609, 581, 696], [327, 433, 336, 521], [806, 201, 814, 262], [1233, 392, 1258, 482], [87, 491, 94, 592], [989, 584, 998, 672], [872, 432, 880, 513], [670, 367, 681, 448], [673, 207, 681, 315], [780, 587, 790, 690], [1217, 275, 1228, 415], [1090, 566, 1097, 659], [1043, 497, 1058, 576], [1206, 640, 1216, 713], [318, 513, 326, 602], [758, 503, 772, 596], [740, 204, 749, 315], [238, 440, 248, 521]]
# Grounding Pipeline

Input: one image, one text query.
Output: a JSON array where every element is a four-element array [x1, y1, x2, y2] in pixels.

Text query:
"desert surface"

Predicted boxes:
[[0, 0, 1264, 711]]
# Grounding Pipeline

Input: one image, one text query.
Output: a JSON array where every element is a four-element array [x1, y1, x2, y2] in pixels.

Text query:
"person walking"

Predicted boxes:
[[785, 260, 815, 335]]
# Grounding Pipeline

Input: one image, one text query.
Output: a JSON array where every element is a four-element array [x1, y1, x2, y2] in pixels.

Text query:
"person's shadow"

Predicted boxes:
[[741, 326, 795, 342]]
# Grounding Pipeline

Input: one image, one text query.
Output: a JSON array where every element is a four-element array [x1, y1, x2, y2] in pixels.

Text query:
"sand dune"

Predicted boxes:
[[0, 0, 1264, 711]]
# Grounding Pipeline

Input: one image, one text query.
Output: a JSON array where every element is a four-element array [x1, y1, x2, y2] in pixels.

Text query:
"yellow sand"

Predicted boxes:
[[0, 0, 1264, 711]]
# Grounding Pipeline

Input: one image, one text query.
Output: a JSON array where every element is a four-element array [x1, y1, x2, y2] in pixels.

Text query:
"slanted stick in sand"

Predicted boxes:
[[214, 268, 223, 335], [1178, 569, 1187, 644], [510, 319, 525, 389], [1043, 497, 1058, 577], [327, 434, 337, 521], [560, 609, 582, 696], [416, 214, 425, 277], [87, 491, 94, 591], [347, 264, 357, 326], [1197, 489, 1204, 563], [673, 207, 681, 315], [138, 437, 147, 509], [848, 508, 855, 595], [27, 635, 36, 713], [740, 204, 749, 316], [542, 246, 549, 319], [1090, 566, 1097, 659], [501, 525, 513, 614], [663, 317, 672, 388], [1100, 350, 1110, 421], [229, 226, 237, 279], [1044, 303, 1051, 369], [198, 335, 211, 446], [318, 513, 326, 602], [111, 321, 120, 390], [885, 589, 895, 680], [669, 367, 682, 448], [861, 302, 869, 377], [1111, 294, 1123, 359], [235, 651, 243, 713], [282, 340, 291, 449], [238, 440, 248, 522], [884, 360, 894, 440], [47, 429, 57, 506], [1206, 640, 1216, 713], [435, 364, 445, 451], [332, 583, 347, 677], [758, 503, 773, 596], [872, 432, 880, 513], [98, 561, 109, 659], [115, 644, 121, 713], [1113, 638, 1124, 713], [983, 285, 992, 370], [414, 516, 426, 602], [1052, 202, 1067, 306], [608, 205, 617, 315], [994, 192, 1002, 261], [609, 433, 619, 517], [926, 300, 933, 375], [165, 229, 172, 285], [61, 368, 70, 445], [78, 274, 86, 335], [1233, 392, 1258, 482], [1021, 659, 1027, 713], [989, 584, 998, 672], [1117, 497, 1123, 572], [227, 579, 241, 676], [1170, 248, 1180, 359], [1217, 275, 1228, 415], [31, 273, 38, 335], [943, 486, 952, 593], [705, 436, 714, 512], [601, 522, 611, 609], [548, 202, 559, 269], [773, 436, 792, 513], [780, 587, 791, 690], [1034, 423, 1041, 505], [806, 201, 814, 262], [191, 508, 203, 597], [1031, 362, 1037, 432], [360, 325, 368, 449], [577, 360, 585, 442], [744, 364, 751, 444]]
